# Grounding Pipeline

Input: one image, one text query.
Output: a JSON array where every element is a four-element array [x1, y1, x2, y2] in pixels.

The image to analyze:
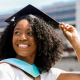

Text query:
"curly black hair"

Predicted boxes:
[[0, 15, 63, 73]]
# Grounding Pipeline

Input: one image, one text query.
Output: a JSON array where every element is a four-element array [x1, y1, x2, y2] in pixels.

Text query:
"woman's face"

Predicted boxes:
[[12, 19, 37, 63]]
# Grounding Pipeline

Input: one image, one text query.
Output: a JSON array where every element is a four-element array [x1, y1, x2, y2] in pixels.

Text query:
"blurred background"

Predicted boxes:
[[0, 0, 80, 71]]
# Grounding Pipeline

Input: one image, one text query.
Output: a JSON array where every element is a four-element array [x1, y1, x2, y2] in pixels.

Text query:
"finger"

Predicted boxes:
[[59, 22, 67, 31], [60, 23, 74, 31], [64, 24, 69, 27], [66, 25, 75, 31], [59, 24, 67, 33], [59, 22, 67, 29]]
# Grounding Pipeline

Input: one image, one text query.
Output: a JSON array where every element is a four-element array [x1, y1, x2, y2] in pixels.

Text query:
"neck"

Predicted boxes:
[[16, 56, 35, 64]]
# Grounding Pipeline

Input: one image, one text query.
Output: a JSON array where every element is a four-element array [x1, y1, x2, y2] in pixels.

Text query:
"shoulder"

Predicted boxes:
[[0, 62, 14, 71], [0, 62, 15, 80], [50, 67, 64, 74], [40, 68, 65, 80], [0, 62, 33, 80]]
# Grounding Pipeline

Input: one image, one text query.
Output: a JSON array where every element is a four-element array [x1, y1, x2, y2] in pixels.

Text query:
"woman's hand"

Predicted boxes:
[[59, 22, 78, 43], [59, 22, 80, 62]]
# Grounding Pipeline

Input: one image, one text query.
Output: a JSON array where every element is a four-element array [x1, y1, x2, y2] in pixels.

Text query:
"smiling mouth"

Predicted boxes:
[[17, 44, 30, 48]]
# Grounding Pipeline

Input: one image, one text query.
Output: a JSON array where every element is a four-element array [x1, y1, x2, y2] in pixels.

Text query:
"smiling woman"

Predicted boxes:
[[0, 4, 80, 80], [13, 19, 37, 64]]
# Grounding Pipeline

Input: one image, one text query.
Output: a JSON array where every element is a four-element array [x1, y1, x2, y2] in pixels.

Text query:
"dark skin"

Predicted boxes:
[[12, 19, 80, 80], [13, 19, 37, 64], [57, 73, 80, 80]]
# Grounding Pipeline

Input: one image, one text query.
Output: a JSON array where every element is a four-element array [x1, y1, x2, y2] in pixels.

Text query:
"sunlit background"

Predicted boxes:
[[0, 0, 80, 71]]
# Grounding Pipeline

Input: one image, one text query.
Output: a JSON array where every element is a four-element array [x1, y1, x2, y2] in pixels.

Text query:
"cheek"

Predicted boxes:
[[34, 40, 37, 50], [12, 36, 17, 47], [29, 37, 37, 52], [32, 38, 37, 47]]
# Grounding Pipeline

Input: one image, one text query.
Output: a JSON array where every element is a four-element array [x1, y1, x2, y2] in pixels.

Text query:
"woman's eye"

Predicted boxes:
[[27, 31, 33, 36], [14, 31, 20, 35]]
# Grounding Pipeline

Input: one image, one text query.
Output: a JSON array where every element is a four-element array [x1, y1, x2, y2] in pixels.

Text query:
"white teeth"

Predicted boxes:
[[18, 44, 29, 48]]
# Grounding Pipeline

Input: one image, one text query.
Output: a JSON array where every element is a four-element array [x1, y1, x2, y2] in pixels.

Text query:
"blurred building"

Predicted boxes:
[[0, 14, 12, 33], [76, 0, 80, 31], [42, 2, 76, 26], [0, 0, 80, 71]]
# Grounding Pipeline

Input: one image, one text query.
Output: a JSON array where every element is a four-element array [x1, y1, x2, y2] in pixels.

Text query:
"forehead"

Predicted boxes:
[[14, 19, 31, 29], [16, 19, 29, 26]]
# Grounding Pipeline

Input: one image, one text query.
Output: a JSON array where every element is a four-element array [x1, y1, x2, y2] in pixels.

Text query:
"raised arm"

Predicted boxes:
[[59, 22, 80, 62], [57, 22, 80, 80]]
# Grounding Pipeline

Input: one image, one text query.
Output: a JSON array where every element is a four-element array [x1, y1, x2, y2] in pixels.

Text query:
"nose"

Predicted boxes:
[[19, 34, 27, 41]]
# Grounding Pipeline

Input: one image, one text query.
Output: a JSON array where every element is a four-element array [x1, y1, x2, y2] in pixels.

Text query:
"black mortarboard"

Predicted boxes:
[[5, 4, 59, 28]]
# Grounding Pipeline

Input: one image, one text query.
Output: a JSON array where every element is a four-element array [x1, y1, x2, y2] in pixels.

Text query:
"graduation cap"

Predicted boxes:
[[5, 4, 59, 28]]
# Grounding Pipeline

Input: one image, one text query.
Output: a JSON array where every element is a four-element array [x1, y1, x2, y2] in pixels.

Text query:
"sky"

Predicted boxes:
[[0, 0, 76, 15]]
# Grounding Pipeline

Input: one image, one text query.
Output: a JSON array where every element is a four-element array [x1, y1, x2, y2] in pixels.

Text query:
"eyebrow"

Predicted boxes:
[[14, 28, 20, 31], [14, 27, 32, 31]]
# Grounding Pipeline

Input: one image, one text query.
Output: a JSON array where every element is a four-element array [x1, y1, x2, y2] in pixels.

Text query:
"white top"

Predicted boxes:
[[0, 63, 63, 80]]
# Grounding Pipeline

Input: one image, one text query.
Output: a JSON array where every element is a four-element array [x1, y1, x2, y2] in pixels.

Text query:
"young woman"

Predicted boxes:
[[0, 4, 80, 80]]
